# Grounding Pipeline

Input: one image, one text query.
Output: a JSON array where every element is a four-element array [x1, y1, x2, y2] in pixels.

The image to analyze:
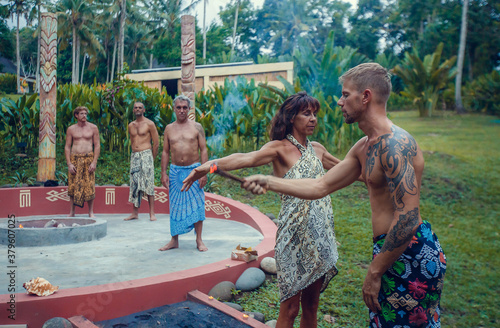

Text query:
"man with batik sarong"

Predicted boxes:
[[65, 106, 100, 217], [182, 92, 342, 327], [160, 95, 208, 252], [243, 63, 447, 328], [124, 102, 159, 221]]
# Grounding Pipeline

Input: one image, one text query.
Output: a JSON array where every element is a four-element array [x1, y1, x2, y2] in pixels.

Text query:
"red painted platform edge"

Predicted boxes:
[[68, 316, 99, 328], [187, 290, 270, 328]]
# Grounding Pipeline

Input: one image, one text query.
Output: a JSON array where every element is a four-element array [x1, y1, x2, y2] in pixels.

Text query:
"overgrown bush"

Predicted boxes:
[[387, 92, 414, 111], [463, 70, 500, 116], [0, 73, 17, 94]]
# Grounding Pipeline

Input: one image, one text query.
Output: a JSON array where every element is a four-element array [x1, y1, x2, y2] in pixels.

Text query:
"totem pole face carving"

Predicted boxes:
[[181, 16, 195, 83], [181, 15, 196, 120], [38, 12, 58, 181]]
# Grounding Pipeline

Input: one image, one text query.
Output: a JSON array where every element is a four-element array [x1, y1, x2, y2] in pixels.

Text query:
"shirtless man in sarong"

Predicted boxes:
[[65, 106, 100, 218], [182, 92, 341, 327], [124, 102, 160, 221], [159, 95, 208, 252], [243, 63, 447, 328]]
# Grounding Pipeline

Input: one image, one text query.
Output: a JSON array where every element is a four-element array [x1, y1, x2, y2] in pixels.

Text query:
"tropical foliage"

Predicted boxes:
[[393, 43, 457, 117]]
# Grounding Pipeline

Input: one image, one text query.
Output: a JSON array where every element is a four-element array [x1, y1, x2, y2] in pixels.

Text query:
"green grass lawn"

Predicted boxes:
[[0, 110, 498, 327], [230, 111, 500, 327]]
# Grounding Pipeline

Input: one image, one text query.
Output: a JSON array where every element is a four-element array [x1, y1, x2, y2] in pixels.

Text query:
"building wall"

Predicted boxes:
[[126, 62, 294, 94]]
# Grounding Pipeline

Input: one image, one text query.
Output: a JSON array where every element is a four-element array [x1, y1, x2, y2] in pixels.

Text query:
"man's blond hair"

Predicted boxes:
[[339, 63, 392, 104]]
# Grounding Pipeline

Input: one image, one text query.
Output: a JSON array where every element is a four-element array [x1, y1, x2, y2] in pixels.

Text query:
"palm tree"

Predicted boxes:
[[6, 0, 34, 93], [143, 0, 199, 69], [55, 0, 101, 84], [393, 43, 457, 117]]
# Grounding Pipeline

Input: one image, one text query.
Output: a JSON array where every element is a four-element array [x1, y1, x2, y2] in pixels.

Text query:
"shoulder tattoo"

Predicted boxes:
[[381, 207, 420, 253], [195, 123, 206, 138], [366, 125, 418, 210]]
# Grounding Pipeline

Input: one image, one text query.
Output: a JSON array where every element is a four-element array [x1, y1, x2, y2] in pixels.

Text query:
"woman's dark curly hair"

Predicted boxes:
[[269, 92, 320, 141]]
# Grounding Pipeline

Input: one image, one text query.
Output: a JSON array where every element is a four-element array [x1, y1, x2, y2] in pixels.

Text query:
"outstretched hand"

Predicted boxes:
[[241, 175, 269, 195], [182, 164, 210, 191]]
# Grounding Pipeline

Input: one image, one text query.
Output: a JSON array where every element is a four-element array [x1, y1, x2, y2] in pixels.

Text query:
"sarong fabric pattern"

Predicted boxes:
[[370, 221, 447, 328], [276, 135, 339, 302], [128, 149, 155, 208], [169, 163, 205, 236], [67, 152, 95, 207]]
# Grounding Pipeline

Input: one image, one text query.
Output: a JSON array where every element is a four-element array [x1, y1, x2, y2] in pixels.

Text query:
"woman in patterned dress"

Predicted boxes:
[[182, 92, 342, 328]]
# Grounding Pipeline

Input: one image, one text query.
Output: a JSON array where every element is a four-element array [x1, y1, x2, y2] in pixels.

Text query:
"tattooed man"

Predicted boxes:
[[243, 63, 446, 328]]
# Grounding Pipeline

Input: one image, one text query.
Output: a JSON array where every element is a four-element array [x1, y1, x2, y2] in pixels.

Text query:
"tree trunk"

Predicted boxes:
[[80, 54, 87, 84], [72, 26, 77, 84], [111, 38, 117, 82], [455, 0, 468, 114], [16, 10, 21, 93], [76, 35, 81, 84], [119, 0, 126, 74], [230, 0, 240, 61], [203, 0, 207, 64], [149, 44, 153, 69]]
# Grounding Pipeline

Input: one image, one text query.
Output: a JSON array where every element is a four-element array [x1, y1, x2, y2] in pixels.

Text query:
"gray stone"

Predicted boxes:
[[235, 267, 266, 291], [42, 317, 73, 328], [272, 219, 279, 226], [265, 213, 276, 221], [243, 311, 265, 323], [223, 301, 243, 312], [260, 257, 277, 275], [208, 281, 235, 302], [121, 184, 128, 187], [265, 319, 277, 327]]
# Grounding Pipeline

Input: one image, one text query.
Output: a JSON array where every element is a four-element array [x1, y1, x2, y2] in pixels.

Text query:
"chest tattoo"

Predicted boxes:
[[366, 126, 418, 210]]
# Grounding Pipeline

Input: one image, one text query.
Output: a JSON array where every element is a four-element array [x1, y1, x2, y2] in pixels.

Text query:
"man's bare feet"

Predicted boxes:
[[197, 240, 208, 252], [123, 214, 139, 221], [159, 239, 179, 251], [89, 213, 96, 218], [150, 214, 157, 221], [68, 213, 75, 217]]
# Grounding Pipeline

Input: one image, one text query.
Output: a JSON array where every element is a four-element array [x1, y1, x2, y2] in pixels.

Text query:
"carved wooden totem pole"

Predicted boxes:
[[181, 15, 196, 120], [37, 13, 57, 182]]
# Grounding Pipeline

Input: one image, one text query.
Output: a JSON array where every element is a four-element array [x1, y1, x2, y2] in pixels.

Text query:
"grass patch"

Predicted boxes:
[[0, 111, 498, 327]]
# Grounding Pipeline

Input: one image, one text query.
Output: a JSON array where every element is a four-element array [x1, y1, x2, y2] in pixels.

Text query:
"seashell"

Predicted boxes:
[[44, 219, 57, 228], [23, 277, 59, 296], [57, 223, 66, 228]]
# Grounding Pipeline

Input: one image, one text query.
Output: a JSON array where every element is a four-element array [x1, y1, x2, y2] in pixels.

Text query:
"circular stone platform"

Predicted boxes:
[[0, 218, 107, 247]]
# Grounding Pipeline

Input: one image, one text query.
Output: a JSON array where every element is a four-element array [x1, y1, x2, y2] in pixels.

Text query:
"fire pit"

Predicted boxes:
[[0, 218, 107, 247]]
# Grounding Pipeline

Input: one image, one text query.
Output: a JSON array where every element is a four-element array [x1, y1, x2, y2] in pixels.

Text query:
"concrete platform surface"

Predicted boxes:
[[1, 214, 264, 295]]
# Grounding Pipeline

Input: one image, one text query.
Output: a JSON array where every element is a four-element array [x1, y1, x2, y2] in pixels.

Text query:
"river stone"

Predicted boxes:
[[42, 317, 73, 328], [208, 281, 236, 301], [265, 319, 277, 327], [243, 311, 265, 323], [235, 267, 266, 291], [223, 301, 243, 312], [260, 257, 277, 274], [265, 213, 276, 221]]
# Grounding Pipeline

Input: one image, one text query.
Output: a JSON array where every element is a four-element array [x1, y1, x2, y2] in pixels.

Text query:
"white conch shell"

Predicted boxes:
[[23, 277, 59, 296]]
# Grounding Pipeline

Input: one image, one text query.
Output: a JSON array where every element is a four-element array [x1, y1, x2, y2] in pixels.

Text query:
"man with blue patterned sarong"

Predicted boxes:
[[243, 63, 447, 327], [160, 95, 208, 252]]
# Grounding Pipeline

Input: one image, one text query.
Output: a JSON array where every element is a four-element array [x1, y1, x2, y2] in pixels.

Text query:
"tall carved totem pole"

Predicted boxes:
[[181, 15, 196, 120], [37, 13, 57, 182]]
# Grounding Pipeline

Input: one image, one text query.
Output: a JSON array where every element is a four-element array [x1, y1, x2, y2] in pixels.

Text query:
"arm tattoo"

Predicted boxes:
[[196, 124, 206, 138], [381, 207, 420, 253], [367, 125, 418, 210]]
